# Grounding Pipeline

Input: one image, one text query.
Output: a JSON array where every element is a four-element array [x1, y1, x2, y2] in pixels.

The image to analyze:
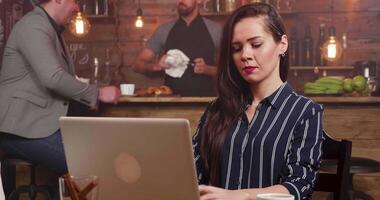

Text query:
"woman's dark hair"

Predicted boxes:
[[200, 3, 289, 186]]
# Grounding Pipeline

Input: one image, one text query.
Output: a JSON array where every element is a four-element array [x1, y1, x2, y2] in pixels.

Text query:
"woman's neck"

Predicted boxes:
[[250, 78, 284, 105]]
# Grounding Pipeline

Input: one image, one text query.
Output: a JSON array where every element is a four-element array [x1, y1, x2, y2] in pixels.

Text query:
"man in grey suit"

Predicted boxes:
[[0, 0, 120, 194]]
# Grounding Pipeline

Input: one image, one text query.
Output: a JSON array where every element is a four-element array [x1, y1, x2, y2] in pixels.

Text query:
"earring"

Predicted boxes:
[[281, 53, 285, 57]]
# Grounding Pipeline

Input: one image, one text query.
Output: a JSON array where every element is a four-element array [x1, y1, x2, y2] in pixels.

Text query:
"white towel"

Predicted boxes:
[[164, 49, 189, 78]]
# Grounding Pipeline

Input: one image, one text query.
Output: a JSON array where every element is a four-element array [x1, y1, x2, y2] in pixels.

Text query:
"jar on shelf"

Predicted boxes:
[[82, 0, 109, 16], [223, 0, 237, 13], [203, 0, 215, 13]]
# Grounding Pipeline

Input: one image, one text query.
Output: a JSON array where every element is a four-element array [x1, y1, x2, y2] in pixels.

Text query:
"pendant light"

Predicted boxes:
[[322, 0, 342, 62], [322, 26, 342, 61], [69, 10, 91, 37], [135, 0, 144, 28]]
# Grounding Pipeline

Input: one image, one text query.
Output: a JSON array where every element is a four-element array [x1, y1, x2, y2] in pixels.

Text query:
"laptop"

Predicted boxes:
[[59, 117, 200, 200]]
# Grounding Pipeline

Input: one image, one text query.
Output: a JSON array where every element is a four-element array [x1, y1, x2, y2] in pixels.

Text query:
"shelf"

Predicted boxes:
[[290, 66, 355, 70], [87, 15, 115, 23]]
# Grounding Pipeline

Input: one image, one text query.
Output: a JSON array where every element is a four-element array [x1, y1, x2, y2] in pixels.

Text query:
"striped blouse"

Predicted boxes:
[[193, 82, 325, 200]]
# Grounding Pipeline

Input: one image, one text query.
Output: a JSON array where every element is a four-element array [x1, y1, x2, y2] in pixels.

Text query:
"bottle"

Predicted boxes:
[[341, 32, 347, 66], [93, 57, 100, 85], [101, 48, 112, 86], [224, 0, 237, 13], [203, 0, 215, 13], [289, 28, 299, 66], [83, 0, 94, 15], [94, 0, 105, 15], [302, 25, 314, 66], [214, 0, 221, 13], [316, 23, 327, 66]]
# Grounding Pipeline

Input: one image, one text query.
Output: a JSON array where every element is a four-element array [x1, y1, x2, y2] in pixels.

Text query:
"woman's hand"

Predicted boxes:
[[199, 185, 253, 200]]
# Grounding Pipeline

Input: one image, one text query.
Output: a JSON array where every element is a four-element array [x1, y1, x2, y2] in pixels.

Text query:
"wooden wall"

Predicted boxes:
[[1, 0, 379, 90], [0, 0, 34, 65], [78, 0, 380, 90]]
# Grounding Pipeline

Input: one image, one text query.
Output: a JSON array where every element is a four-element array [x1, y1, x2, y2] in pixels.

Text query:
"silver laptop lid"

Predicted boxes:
[[59, 117, 199, 200]]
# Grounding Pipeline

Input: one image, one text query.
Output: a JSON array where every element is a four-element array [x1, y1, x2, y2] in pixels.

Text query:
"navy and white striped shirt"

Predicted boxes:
[[193, 82, 324, 200]]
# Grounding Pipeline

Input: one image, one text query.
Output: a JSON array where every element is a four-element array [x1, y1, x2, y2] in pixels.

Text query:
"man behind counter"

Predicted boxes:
[[132, 0, 222, 97]]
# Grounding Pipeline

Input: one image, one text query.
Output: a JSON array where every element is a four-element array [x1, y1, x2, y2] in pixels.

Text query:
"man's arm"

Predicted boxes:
[[132, 48, 169, 73]]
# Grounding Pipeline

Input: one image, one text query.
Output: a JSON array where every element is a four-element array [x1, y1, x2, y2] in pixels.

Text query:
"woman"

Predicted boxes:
[[193, 3, 324, 200]]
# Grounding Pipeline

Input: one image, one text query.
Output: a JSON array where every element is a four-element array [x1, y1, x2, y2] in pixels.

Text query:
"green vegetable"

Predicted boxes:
[[315, 77, 343, 85], [304, 82, 327, 91], [325, 88, 343, 94], [304, 88, 325, 94]]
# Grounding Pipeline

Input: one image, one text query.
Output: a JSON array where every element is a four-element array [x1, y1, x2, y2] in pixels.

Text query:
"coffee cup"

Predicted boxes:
[[256, 193, 295, 200], [120, 84, 135, 96]]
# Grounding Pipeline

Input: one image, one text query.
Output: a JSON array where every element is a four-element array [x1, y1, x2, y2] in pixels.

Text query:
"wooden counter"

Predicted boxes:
[[117, 96, 380, 104], [97, 96, 380, 198]]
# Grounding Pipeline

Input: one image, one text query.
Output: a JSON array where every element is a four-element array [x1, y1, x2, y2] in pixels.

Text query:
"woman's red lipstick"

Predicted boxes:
[[243, 66, 258, 74]]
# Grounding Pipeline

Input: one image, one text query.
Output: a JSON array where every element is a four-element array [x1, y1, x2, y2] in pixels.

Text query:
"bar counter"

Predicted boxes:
[[99, 96, 380, 139], [116, 96, 380, 104]]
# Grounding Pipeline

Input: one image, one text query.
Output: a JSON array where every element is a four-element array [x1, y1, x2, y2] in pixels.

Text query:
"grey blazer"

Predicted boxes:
[[0, 7, 98, 138]]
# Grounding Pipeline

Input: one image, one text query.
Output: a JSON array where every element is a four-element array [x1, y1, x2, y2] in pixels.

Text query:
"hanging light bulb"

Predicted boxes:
[[135, 7, 144, 28], [322, 26, 342, 62], [69, 12, 91, 37]]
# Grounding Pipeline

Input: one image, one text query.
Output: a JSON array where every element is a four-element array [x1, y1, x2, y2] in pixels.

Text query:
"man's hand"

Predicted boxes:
[[98, 86, 121, 104], [199, 185, 253, 200], [193, 58, 217, 76], [153, 54, 169, 71]]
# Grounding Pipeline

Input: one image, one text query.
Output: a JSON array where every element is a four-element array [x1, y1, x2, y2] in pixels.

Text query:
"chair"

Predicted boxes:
[[321, 156, 380, 200], [1, 157, 51, 200], [315, 130, 352, 200], [346, 157, 380, 200]]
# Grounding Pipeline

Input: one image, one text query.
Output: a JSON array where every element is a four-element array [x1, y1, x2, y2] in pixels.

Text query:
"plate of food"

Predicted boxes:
[[135, 85, 174, 97]]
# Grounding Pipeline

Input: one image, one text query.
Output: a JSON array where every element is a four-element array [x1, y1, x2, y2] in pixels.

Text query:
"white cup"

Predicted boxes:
[[120, 84, 135, 96], [256, 193, 295, 200]]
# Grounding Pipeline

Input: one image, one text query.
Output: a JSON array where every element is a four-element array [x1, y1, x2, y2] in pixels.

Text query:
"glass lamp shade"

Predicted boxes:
[[322, 26, 342, 62], [69, 12, 91, 37], [135, 7, 144, 28], [135, 16, 144, 28]]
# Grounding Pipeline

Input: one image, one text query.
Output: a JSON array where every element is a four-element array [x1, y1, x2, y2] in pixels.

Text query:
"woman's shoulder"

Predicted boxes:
[[290, 93, 324, 122], [298, 94, 323, 111], [285, 83, 324, 111]]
